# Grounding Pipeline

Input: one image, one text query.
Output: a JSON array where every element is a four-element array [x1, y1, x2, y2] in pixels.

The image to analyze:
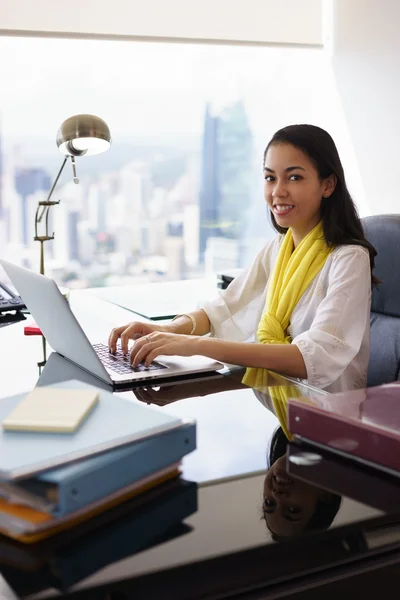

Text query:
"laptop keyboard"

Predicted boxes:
[[93, 343, 167, 375]]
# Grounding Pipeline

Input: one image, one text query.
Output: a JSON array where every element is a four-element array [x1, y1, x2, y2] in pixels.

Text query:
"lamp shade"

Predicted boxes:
[[56, 114, 111, 157]]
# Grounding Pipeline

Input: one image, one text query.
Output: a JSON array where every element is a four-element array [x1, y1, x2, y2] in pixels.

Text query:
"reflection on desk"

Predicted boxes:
[[2, 435, 400, 599], [0, 478, 197, 595]]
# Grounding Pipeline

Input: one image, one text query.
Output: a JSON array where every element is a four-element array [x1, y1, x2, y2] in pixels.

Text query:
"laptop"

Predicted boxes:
[[0, 260, 224, 388]]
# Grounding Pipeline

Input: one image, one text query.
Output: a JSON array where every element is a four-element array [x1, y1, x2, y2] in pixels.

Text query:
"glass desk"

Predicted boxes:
[[0, 292, 400, 598]]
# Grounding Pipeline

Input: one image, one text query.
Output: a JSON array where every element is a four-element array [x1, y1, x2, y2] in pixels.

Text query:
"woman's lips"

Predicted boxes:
[[273, 470, 293, 485], [273, 204, 295, 217]]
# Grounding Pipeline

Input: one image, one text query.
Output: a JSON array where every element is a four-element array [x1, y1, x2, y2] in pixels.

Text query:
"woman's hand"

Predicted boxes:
[[134, 385, 187, 406], [108, 321, 170, 355], [129, 331, 201, 367], [133, 373, 245, 406]]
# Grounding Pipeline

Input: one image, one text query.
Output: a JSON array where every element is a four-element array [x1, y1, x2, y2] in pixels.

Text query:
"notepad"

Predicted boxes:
[[1, 388, 99, 433]]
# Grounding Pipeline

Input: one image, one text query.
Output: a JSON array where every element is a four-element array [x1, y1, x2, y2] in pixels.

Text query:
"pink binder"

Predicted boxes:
[[287, 383, 400, 475]]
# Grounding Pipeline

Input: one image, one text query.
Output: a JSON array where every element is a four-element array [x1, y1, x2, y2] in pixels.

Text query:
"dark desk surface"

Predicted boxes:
[[1, 292, 400, 598]]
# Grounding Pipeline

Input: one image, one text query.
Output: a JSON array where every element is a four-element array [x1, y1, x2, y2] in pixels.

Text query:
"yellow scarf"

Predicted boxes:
[[242, 221, 333, 389], [268, 383, 318, 440], [270, 384, 301, 440]]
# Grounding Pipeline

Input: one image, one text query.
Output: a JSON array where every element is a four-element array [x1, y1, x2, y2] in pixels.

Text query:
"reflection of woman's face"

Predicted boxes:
[[263, 454, 324, 537]]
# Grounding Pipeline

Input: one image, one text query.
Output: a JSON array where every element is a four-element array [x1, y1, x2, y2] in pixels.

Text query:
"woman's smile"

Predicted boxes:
[[272, 204, 295, 217]]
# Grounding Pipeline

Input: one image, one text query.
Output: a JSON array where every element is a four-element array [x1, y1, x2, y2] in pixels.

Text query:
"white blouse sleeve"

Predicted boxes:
[[292, 245, 371, 389], [200, 238, 277, 342]]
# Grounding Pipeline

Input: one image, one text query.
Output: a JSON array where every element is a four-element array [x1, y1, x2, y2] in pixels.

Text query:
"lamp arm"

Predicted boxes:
[[37, 156, 69, 223]]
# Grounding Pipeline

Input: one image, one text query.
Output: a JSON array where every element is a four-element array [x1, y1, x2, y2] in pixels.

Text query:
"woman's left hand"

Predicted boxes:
[[134, 385, 189, 406], [130, 331, 201, 367]]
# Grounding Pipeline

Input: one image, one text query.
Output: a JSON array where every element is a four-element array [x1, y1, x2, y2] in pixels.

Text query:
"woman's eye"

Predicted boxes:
[[287, 507, 301, 514], [289, 174, 302, 181], [264, 499, 276, 508], [264, 175, 274, 182]]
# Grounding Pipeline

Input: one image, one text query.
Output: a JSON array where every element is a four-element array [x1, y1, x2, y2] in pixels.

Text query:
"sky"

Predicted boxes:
[[0, 36, 326, 141]]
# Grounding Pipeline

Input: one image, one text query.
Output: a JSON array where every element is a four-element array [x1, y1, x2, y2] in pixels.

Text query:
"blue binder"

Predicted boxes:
[[0, 379, 185, 479], [3, 423, 196, 517]]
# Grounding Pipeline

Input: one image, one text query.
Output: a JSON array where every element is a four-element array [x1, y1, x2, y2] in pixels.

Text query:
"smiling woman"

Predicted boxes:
[[262, 427, 342, 539], [109, 124, 377, 394]]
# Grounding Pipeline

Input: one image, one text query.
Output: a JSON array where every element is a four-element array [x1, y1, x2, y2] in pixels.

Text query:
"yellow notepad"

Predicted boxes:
[[1, 388, 99, 433]]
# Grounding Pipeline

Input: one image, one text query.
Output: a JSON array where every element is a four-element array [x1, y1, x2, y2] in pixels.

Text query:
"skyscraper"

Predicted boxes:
[[199, 101, 253, 264], [199, 105, 220, 261]]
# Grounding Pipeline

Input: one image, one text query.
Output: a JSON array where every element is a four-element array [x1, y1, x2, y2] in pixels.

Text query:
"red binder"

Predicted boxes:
[[288, 383, 400, 476]]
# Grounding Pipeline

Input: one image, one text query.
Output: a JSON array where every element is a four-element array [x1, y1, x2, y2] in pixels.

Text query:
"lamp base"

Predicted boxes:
[[34, 236, 54, 276]]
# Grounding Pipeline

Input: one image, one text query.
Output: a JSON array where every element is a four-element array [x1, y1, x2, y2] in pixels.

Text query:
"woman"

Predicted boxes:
[[108, 124, 377, 393], [263, 426, 341, 539]]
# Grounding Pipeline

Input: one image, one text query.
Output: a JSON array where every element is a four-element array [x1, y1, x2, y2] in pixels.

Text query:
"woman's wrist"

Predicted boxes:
[[167, 316, 193, 335], [171, 313, 196, 334], [166, 309, 211, 336]]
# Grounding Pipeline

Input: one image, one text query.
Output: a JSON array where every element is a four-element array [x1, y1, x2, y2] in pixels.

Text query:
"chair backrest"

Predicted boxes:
[[362, 214, 400, 386]]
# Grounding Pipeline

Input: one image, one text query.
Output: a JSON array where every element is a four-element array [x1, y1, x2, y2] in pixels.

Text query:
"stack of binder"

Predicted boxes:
[[0, 379, 196, 543]]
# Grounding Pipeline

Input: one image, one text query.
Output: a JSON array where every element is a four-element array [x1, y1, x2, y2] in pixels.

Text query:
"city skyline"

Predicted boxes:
[[0, 35, 367, 288], [0, 96, 270, 289]]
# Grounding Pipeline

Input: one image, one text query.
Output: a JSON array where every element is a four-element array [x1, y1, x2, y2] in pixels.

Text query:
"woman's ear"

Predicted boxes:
[[323, 174, 337, 198]]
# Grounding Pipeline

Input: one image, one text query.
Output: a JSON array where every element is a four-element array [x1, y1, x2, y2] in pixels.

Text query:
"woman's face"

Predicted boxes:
[[263, 454, 324, 537], [264, 143, 335, 243]]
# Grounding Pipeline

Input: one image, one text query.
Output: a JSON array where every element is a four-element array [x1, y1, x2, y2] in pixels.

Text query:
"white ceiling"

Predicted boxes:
[[0, 0, 322, 46]]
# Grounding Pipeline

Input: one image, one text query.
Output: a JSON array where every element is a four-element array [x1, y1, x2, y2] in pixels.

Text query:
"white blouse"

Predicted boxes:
[[201, 236, 372, 393]]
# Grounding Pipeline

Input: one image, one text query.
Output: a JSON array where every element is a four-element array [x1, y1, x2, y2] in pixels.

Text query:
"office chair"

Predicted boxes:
[[362, 214, 400, 386]]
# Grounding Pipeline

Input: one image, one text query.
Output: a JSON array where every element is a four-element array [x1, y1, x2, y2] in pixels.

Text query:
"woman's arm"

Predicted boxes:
[[130, 330, 307, 378], [291, 246, 371, 389], [167, 242, 274, 339], [200, 241, 275, 342], [109, 240, 275, 354], [196, 337, 307, 379]]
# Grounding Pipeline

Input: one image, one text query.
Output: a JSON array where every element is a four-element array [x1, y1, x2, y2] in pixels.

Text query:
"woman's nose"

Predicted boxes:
[[272, 486, 289, 499], [272, 180, 288, 198]]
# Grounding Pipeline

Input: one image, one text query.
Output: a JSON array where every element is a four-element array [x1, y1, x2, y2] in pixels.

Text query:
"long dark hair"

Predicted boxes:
[[266, 427, 342, 537], [265, 124, 378, 285]]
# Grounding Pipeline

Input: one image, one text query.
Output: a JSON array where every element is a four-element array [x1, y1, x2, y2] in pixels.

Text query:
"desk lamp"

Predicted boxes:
[[34, 114, 111, 275]]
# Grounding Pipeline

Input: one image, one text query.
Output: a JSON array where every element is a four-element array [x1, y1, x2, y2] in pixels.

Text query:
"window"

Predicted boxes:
[[0, 36, 364, 288]]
